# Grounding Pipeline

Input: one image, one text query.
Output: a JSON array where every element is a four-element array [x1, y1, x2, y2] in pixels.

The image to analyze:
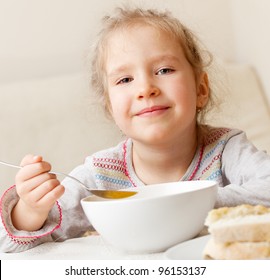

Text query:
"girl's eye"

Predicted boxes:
[[117, 77, 133, 85], [156, 68, 174, 75]]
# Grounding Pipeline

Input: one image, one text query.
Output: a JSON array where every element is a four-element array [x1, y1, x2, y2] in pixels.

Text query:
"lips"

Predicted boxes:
[[136, 105, 170, 116]]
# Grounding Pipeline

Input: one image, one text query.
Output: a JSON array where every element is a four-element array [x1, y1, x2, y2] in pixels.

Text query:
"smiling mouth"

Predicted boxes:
[[136, 106, 170, 116]]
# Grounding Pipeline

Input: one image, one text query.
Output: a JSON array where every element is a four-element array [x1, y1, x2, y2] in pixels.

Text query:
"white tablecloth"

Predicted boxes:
[[0, 235, 165, 260]]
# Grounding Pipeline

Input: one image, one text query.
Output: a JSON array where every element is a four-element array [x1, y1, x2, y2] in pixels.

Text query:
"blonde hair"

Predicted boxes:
[[90, 7, 215, 124]]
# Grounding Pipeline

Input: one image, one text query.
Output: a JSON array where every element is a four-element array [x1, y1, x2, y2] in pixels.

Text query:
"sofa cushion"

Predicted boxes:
[[206, 61, 270, 153], [0, 73, 122, 192]]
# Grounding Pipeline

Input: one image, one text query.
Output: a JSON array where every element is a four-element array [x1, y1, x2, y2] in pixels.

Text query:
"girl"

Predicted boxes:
[[1, 7, 270, 253]]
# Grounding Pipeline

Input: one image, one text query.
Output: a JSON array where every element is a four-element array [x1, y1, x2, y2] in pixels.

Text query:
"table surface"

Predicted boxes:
[[0, 235, 165, 260], [1, 227, 209, 260]]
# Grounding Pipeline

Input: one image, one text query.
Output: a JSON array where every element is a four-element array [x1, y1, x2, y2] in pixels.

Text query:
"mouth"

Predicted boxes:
[[136, 105, 170, 117]]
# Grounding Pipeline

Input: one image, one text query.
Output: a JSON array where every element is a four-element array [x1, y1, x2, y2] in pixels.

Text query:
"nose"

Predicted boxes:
[[137, 77, 161, 99]]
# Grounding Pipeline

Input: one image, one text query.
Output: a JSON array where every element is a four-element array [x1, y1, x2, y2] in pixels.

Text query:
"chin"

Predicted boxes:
[[135, 132, 171, 145]]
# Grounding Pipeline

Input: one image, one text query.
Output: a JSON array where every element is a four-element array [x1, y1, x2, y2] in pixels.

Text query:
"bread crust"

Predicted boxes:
[[203, 204, 270, 259], [205, 204, 270, 225], [205, 204, 270, 243], [203, 238, 270, 260]]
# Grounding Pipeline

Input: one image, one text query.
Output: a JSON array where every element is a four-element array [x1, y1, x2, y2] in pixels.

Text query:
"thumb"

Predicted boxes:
[[20, 154, 43, 167]]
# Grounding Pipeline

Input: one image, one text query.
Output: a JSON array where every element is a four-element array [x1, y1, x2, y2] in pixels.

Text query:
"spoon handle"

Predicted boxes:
[[0, 160, 89, 190], [0, 160, 137, 199]]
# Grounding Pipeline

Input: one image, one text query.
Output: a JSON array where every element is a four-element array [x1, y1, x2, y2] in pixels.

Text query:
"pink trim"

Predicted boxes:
[[93, 158, 125, 172], [0, 185, 15, 233], [93, 157, 124, 165], [201, 153, 221, 175], [0, 185, 62, 244], [204, 128, 231, 145], [123, 140, 137, 188], [188, 144, 204, 181]]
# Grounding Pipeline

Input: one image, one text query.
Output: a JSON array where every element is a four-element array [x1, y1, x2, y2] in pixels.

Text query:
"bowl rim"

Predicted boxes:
[[81, 180, 217, 205]]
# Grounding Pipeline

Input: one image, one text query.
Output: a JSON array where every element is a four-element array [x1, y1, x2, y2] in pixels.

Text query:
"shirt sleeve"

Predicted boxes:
[[217, 130, 270, 208], [0, 159, 95, 253], [0, 185, 61, 252]]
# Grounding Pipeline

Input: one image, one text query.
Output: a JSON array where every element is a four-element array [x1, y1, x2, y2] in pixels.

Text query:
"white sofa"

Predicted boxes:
[[1, 62, 270, 195]]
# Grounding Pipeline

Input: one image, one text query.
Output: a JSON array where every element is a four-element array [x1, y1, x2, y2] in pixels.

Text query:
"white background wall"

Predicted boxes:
[[0, 0, 269, 102], [229, 0, 270, 103]]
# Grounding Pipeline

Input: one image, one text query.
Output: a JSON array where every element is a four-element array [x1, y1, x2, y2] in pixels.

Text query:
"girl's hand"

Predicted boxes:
[[11, 154, 65, 231]]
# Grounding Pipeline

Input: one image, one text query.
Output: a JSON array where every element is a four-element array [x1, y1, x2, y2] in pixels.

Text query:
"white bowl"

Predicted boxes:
[[81, 180, 217, 254]]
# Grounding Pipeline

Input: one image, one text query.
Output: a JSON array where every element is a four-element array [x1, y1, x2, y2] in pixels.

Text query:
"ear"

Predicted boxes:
[[196, 72, 209, 109]]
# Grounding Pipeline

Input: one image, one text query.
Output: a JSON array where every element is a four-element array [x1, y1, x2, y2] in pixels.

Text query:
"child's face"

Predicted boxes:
[[105, 24, 209, 146]]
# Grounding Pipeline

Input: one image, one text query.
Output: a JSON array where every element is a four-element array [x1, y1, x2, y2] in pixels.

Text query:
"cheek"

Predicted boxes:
[[170, 86, 198, 122], [171, 81, 197, 108], [109, 94, 122, 112], [108, 92, 128, 122]]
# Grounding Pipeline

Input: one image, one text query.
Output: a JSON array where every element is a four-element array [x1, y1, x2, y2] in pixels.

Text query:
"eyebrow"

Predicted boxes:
[[107, 65, 132, 78], [151, 54, 181, 64], [107, 54, 181, 78]]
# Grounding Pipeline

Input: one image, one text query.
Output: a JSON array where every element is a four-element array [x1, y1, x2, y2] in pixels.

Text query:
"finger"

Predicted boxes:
[[16, 172, 57, 196], [16, 161, 53, 183], [25, 179, 63, 205], [20, 154, 43, 167], [35, 184, 65, 209]]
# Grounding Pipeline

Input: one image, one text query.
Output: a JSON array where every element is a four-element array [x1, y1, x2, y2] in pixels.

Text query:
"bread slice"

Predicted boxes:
[[205, 204, 270, 243], [203, 238, 270, 260]]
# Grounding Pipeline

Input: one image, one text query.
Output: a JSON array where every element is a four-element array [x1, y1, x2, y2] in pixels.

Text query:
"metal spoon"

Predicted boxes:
[[0, 160, 137, 199]]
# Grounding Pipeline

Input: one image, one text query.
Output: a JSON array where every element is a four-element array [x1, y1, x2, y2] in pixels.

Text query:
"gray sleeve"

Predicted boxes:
[[52, 160, 95, 242], [216, 131, 270, 208], [0, 158, 95, 253], [0, 186, 60, 253]]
